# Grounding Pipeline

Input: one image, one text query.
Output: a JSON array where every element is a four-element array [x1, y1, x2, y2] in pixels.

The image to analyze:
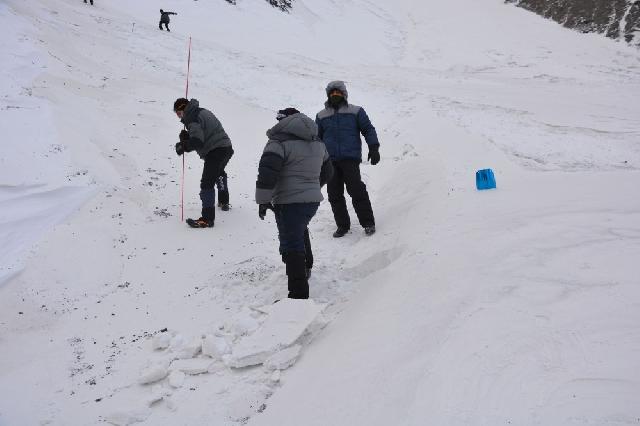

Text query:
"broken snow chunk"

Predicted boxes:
[[151, 332, 172, 350], [202, 334, 231, 358], [138, 361, 169, 385], [169, 334, 185, 349], [270, 370, 281, 383], [105, 408, 151, 425], [221, 354, 233, 367], [173, 338, 202, 359], [146, 384, 172, 407], [264, 344, 302, 371], [169, 358, 214, 375], [207, 361, 226, 374], [228, 308, 261, 337], [168, 370, 186, 388], [229, 299, 323, 368]]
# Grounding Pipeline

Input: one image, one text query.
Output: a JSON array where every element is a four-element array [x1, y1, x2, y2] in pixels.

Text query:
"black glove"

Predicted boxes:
[[179, 129, 189, 143], [175, 142, 184, 156], [258, 203, 274, 220], [367, 146, 380, 165]]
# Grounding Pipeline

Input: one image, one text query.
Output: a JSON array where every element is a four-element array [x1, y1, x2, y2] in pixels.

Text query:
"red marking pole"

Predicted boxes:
[[181, 37, 192, 222]]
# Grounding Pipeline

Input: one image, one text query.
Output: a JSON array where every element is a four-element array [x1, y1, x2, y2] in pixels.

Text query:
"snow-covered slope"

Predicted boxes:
[[1, 0, 639, 425]]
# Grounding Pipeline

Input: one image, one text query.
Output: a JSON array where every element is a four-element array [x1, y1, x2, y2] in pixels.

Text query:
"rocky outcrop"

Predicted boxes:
[[507, 0, 640, 44], [265, 0, 293, 12], [224, 0, 293, 12]]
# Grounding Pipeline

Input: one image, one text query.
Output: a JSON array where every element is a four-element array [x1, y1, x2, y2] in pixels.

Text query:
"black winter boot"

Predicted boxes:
[[187, 206, 215, 228], [285, 252, 309, 299], [186, 217, 213, 228], [333, 227, 349, 238]]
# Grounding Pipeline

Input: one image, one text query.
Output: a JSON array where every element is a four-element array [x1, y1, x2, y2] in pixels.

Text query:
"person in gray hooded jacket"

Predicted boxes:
[[174, 98, 234, 228], [256, 108, 333, 299]]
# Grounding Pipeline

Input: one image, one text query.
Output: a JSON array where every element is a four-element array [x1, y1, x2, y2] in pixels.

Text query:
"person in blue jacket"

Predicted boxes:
[[315, 81, 380, 237]]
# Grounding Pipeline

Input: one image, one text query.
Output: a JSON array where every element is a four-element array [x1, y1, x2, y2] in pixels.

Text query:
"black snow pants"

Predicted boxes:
[[327, 159, 375, 230], [200, 146, 233, 221]]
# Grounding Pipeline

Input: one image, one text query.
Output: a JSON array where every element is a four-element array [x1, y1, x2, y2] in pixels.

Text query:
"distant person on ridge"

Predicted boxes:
[[315, 80, 380, 238], [256, 108, 333, 299], [174, 98, 234, 228], [159, 9, 177, 31]]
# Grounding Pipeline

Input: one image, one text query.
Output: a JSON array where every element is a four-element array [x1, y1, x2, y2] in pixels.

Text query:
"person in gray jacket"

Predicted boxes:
[[256, 108, 333, 299], [174, 98, 234, 228]]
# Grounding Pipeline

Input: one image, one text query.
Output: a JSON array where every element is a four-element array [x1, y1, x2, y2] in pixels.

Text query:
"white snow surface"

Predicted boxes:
[[1, 0, 639, 425]]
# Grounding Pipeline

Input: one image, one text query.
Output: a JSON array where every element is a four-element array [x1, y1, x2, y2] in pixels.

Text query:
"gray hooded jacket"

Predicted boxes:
[[255, 113, 333, 205], [180, 99, 232, 159]]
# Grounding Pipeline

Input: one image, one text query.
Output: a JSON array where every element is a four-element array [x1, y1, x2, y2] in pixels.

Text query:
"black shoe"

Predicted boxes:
[[218, 203, 230, 211], [364, 225, 376, 236], [333, 227, 349, 238], [186, 217, 213, 228]]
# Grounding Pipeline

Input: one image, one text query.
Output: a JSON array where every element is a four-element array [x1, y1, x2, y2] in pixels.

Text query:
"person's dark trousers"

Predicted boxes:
[[216, 172, 230, 205], [200, 146, 234, 221], [274, 203, 319, 299], [284, 252, 308, 299], [159, 22, 169, 30], [327, 159, 375, 230], [303, 228, 313, 271], [280, 227, 313, 270]]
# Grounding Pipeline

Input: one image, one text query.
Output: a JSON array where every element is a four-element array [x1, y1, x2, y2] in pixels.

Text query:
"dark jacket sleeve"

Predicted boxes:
[[185, 121, 205, 151], [320, 157, 333, 187], [315, 115, 324, 141], [256, 152, 284, 190], [357, 108, 379, 148], [255, 143, 285, 204]]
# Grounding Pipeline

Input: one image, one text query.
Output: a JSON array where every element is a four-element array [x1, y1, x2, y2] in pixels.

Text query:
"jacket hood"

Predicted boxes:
[[325, 80, 348, 100], [266, 113, 318, 142], [181, 98, 200, 124]]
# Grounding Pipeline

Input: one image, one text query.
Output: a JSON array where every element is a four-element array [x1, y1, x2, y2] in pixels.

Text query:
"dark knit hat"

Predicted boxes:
[[173, 98, 189, 112], [276, 107, 300, 121]]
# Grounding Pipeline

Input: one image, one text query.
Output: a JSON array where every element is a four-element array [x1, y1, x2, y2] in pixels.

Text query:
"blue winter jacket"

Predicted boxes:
[[315, 84, 379, 161]]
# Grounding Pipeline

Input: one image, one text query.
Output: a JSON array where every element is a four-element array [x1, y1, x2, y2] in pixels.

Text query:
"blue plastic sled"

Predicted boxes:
[[476, 169, 496, 190]]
